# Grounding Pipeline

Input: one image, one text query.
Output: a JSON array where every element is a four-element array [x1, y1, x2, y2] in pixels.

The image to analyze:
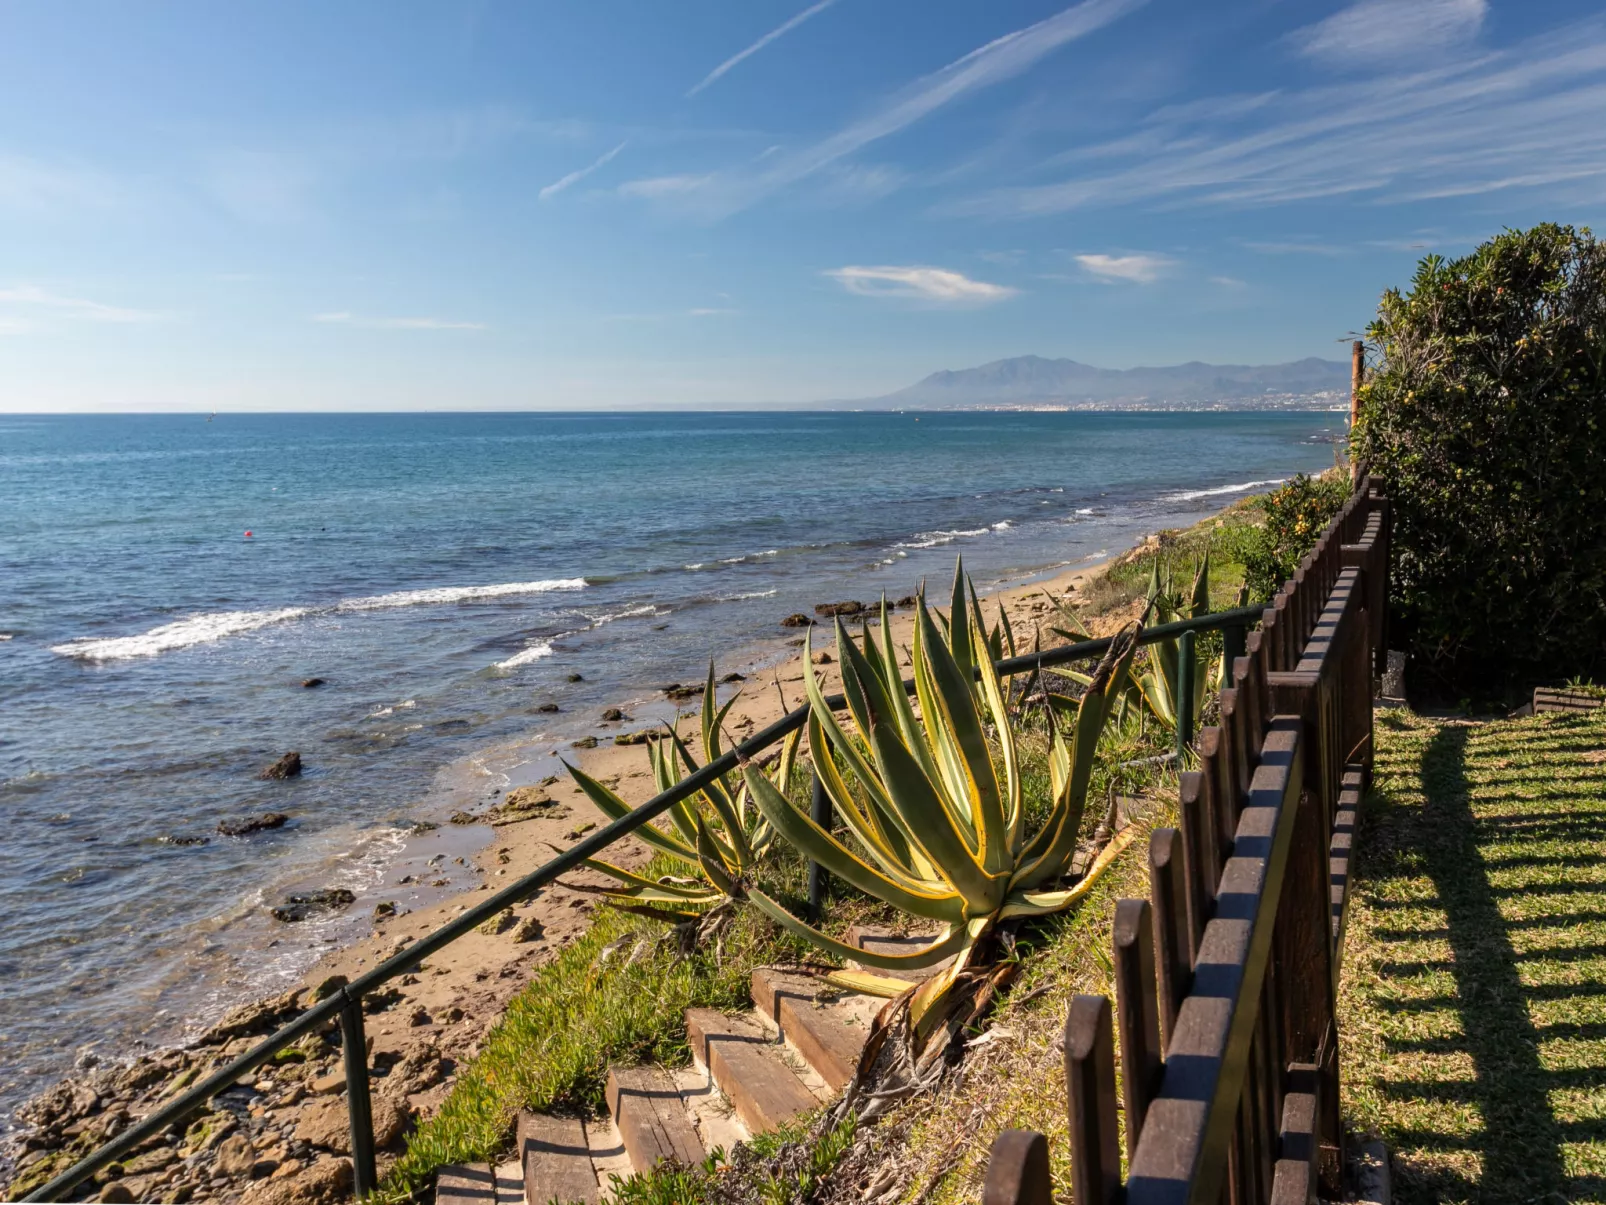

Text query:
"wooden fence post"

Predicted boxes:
[[983, 1130, 1053, 1205], [1065, 995, 1121, 1205]]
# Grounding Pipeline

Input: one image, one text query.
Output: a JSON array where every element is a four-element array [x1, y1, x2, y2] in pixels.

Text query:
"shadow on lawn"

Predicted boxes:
[[1343, 714, 1606, 1205]]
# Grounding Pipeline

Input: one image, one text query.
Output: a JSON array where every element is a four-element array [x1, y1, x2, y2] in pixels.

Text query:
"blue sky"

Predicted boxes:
[[2, 0, 1602, 410]]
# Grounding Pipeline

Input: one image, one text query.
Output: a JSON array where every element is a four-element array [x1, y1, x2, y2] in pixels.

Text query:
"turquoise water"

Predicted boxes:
[[0, 409, 1339, 1114]]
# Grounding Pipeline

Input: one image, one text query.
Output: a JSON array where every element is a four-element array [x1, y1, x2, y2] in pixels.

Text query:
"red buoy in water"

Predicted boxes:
[[244, 530, 253, 538]]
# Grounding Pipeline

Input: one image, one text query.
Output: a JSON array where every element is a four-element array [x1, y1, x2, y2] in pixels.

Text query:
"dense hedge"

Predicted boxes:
[[1352, 223, 1606, 692], [1242, 471, 1351, 601]]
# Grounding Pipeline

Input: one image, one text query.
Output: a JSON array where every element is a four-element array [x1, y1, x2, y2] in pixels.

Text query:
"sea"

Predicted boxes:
[[0, 409, 1341, 1122]]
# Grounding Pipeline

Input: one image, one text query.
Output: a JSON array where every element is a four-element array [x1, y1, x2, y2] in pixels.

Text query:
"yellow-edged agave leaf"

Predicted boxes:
[[822, 969, 917, 998], [744, 556, 1146, 1029]]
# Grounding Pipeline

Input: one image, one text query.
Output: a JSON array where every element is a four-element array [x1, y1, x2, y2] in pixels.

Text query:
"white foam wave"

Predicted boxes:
[[1076, 508, 1095, 515], [588, 605, 659, 627], [51, 607, 312, 661], [717, 589, 778, 602], [339, 578, 586, 611], [897, 527, 990, 550], [50, 578, 589, 662], [683, 562, 706, 570], [1164, 478, 1286, 503], [992, 521, 1012, 531], [496, 642, 555, 669], [0, 633, 12, 641]]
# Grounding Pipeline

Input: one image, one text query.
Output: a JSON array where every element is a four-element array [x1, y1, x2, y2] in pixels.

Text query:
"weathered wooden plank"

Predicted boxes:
[[983, 1130, 1052, 1205], [1065, 995, 1121, 1205], [1115, 898, 1163, 1161], [1149, 828, 1192, 1042]]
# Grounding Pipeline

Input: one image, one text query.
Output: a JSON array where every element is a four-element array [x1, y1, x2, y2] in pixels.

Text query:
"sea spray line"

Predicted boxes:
[[49, 578, 589, 662], [1162, 477, 1287, 502], [495, 642, 556, 670]]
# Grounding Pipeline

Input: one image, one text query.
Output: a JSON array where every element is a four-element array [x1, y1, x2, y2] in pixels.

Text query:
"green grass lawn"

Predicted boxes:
[[1339, 706, 1606, 1204]]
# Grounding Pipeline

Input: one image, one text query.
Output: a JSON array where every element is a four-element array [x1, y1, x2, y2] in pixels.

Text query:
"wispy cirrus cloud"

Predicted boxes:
[[623, 0, 1145, 218], [949, 16, 1606, 218], [539, 141, 629, 200], [312, 311, 486, 330], [824, 265, 1017, 304], [687, 0, 839, 98], [1074, 253, 1173, 283], [0, 285, 160, 323], [1292, 0, 1487, 67]]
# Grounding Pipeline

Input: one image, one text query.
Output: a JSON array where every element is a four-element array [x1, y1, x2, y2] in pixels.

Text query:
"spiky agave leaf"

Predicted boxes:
[[745, 558, 1144, 1029]]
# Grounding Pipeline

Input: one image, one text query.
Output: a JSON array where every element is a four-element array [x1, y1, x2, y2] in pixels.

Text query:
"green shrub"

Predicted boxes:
[[1352, 223, 1606, 692], [1242, 472, 1350, 601]]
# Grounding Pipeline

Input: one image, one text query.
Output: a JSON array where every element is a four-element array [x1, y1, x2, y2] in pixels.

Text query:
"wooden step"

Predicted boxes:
[[436, 1163, 497, 1205], [750, 968, 877, 1092], [516, 1113, 598, 1204], [605, 1065, 704, 1172], [844, 925, 955, 982], [684, 1007, 819, 1134]]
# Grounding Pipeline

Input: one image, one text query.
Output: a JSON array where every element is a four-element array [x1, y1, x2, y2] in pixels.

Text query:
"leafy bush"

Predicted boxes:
[[1242, 472, 1350, 601], [1352, 223, 1606, 692]]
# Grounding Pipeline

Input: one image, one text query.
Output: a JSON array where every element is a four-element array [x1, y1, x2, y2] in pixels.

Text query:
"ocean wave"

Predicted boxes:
[[338, 578, 586, 611], [587, 604, 660, 627], [495, 642, 555, 670], [50, 578, 589, 662], [1163, 478, 1286, 503], [1076, 508, 1095, 515], [716, 589, 778, 602], [896, 527, 991, 550], [51, 607, 313, 662], [992, 521, 1012, 530]]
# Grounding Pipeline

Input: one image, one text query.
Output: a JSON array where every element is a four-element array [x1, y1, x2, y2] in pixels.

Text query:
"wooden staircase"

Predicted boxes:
[[435, 967, 882, 1204]]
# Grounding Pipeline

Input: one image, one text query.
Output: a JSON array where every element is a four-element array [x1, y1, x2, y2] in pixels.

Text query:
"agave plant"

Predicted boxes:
[[741, 569, 1141, 1025], [1128, 556, 1214, 730], [564, 663, 801, 924]]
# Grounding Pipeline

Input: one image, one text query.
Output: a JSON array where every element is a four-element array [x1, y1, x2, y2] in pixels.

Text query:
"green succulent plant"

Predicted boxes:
[[1129, 556, 1215, 728], [741, 564, 1141, 1023], [564, 663, 801, 923]]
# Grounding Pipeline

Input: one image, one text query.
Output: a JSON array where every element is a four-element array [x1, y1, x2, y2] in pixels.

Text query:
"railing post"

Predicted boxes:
[[339, 991, 377, 1197], [807, 771, 831, 921], [983, 1130, 1053, 1205], [1176, 629, 1196, 763]]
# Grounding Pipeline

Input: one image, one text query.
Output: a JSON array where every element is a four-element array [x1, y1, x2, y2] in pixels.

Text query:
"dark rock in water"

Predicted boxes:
[[658, 683, 682, 693], [270, 888, 356, 923], [395, 818, 438, 835], [815, 600, 864, 617], [719, 672, 746, 684], [431, 718, 472, 732], [539, 774, 560, 786], [301, 678, 326, 689], [601, 707, 625, 722], [571, 735, 598, 749], [780, 613, 814, 628], [897, 595, 918, 608], [535, 702, 560, 713], [566, 672, 585, 682], [218, 812, 290, 837], [159, 834, 210, 847], [665, 684, 704, 701], [614, 730, 661, 746], [372, 901, 397, 919], [259, 752, 302, 780], [448, 811, 478, 826]]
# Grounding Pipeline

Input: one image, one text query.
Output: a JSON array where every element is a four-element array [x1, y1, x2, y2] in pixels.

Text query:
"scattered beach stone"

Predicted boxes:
[[566, 672, 584, 682], [300, 678, 325, 689], [719, 672, 746, 683], [664, 683, 704, 701], [259, 753, 303, 781], [535, 702, 560, 713], [215, 1135, 256, 1177], [539, 774, 559, 786], [429, 877, 450, 888], [511, 915, 545, 944], [371, 901, 396, 919], [308, 1070, 346, 1096], [485, 787, 568, 826], [218, 813, 290, 837], [477, 909, 516, 936], [814, 600, 864, 617], [362, 986, 403, 1015], [159, 834, 210, 846], [570, 735, 598, 749], [98, 1182, 135, 1204], [240, 1154, 352, 1205], [600, 707, 625, 721], [380, 1041, 446, 1098], [448, 810, 478, 825], [613, 730, 657, 746], [814, 651, 833, 665], [396, 819, 438, 834], [200, 989, 305, 1045], [567, 822, 597, 840], [779, 613, 814, 627], [269, 889, 355, 924], [405, 1006, 431, 1028], [309, 975, 347, 1002]]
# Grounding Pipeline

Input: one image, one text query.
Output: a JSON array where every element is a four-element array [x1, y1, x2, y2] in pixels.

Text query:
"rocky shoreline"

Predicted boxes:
[[2, 558, 1112, 1205]]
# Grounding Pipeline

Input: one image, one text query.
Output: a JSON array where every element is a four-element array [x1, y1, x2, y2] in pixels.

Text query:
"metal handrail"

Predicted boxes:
[[24, 601, 1262, 1201]]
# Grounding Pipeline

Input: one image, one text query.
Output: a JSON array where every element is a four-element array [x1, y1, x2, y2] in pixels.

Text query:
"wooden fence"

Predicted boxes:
[[983, 473, 1391, 1205]]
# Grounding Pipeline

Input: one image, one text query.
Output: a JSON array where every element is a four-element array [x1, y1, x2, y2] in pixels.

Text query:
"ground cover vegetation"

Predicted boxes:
[[1338, 706, 1606, 1204], [1352, 223, 1606, 697], [377, 504, 1298, 1205]]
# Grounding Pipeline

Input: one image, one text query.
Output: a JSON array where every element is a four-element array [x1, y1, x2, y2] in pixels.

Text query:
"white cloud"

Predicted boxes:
[[625, 0, 1145, 217], [687, 0, 838, 97], [1210, 275, 1248, 289], [618, 174, 713, 198], [1074, 253, 1172, 283], [0, 285, 160, 322], [824, 265, 1017, 304], [951, 16, 1606, 218], [687, 307, 739, 316], [1293, 0, 1486, 67], [539, 141, 629, 200], [313, 312, 485, 330]]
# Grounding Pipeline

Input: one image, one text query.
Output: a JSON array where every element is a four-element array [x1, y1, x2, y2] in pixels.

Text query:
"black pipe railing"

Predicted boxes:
[[24, 602, 1262, 1202]]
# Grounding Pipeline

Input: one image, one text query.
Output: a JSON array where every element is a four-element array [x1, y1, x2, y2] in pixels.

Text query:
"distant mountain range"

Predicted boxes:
[[854, 355, 1350, 410]]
